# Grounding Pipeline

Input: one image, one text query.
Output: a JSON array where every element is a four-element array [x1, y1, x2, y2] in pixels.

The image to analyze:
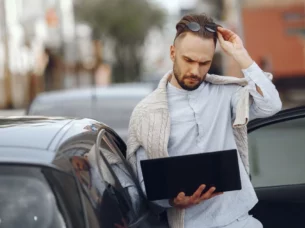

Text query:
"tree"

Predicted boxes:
[[75, 0, 166, 83]]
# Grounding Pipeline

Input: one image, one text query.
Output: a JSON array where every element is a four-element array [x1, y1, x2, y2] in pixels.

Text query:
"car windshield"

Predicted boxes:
[[0, 167, 67, 228]]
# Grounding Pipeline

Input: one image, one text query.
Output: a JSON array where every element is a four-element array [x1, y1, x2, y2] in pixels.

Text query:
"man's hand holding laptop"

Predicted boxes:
[[169, 184, 223, 209], [141, 150, 240, 207]]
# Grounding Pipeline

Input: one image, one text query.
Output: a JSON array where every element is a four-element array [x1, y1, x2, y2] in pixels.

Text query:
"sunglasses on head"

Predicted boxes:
[[185, 22, 219, 33]]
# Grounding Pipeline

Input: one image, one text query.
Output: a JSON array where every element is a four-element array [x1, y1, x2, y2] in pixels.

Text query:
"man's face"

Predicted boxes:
[[170, 32, 215, 91]]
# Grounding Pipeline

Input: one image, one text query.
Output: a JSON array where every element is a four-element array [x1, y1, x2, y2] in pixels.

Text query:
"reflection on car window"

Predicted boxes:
[[0, 166, 66, 228], [101, 133, 137, 194], [71, 154, 105, 207], [63, 146, 104, 228], [249, 117, 305, 187], [44, 166, 86, 228], [99, 133, 137, 226]]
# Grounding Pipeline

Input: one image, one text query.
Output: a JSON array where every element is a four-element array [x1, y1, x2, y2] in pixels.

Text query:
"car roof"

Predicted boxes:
[[0, 116, 74, 150], [0, 116, 125, 165]]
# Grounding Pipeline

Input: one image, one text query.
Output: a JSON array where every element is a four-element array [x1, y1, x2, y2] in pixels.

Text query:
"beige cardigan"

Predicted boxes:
[[126, 70, 272, 228]]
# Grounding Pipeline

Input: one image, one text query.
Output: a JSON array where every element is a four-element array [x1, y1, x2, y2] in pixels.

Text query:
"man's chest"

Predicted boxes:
[[168, 93, 232, 127]]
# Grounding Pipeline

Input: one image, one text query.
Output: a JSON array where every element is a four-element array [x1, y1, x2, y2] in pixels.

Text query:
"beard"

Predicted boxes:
[[173, 61, 205, 91]]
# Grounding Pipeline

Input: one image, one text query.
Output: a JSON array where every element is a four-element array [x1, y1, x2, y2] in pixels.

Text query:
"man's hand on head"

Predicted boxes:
[[169, 184, 223, 209], [217, 26, 265, 95], [217, 27, 253, 70]]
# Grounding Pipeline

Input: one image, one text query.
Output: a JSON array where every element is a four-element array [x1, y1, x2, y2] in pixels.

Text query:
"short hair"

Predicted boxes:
[[174, 13, 217, 46]]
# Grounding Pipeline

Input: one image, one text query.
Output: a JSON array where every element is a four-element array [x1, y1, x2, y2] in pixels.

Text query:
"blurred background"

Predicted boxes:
[[0, 0, 304, 128]]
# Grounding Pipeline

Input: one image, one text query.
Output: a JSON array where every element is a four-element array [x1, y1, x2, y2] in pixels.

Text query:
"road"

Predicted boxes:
[[0, 109, 25, 117]]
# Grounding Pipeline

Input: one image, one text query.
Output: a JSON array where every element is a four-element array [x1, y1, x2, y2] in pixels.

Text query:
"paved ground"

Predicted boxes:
[[0, 109, 25, 117]]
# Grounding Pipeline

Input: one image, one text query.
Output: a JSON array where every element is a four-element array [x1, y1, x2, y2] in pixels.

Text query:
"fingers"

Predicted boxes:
[[174, 192, 187, 204], [174, 192, 185, 203], [200, 187, 216, 200], [217, 26, 224, 32], [217, 27, 236, 41], [173, 186, 223, 208], [218, 27, 234, 36], [193, 184, 206, 199], [217, 32, 226, 46], [177, 192, 185, 200], [173, 192, 189, 208], [190, 184, 206, 204], [174, 185, 206, 207]]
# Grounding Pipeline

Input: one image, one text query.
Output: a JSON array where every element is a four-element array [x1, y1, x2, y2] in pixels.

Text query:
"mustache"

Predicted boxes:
[[183, 75, 201, 80]]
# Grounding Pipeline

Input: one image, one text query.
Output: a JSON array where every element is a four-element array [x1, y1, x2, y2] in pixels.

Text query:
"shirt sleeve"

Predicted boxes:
[[231, 62, 282, 121], [136, 146, 173, 208]]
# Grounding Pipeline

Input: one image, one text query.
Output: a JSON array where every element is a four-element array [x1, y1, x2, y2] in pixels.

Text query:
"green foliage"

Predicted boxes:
[[75, 0, 166, 82]]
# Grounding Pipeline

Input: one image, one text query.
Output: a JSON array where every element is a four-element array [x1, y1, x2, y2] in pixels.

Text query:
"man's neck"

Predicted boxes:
[[169, 73, 183, 89]]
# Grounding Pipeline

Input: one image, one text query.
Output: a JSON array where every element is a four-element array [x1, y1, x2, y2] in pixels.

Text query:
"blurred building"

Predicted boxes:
[[192, 0, 224, 20], [0, 0, 81, 109], [242, 0, 305, 107], [243, 1, 305, 78], [142, 13, 179, 80], [243, 0, 304, 8]]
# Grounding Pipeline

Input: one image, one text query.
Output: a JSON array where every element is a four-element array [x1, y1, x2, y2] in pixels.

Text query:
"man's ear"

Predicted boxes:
[[170, 45, 175, 62]]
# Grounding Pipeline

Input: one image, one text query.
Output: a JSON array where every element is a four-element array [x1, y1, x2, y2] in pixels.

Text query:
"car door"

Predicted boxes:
[[57, 132, 134, 228], [247, 106, 305, 228], [0, 164, 83, 228], [55, 142, 101, 228], [98, 129, 169, 228]]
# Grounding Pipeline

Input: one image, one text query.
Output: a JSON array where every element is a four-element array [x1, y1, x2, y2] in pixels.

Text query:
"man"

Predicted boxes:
[[126, 14, 282, 228]]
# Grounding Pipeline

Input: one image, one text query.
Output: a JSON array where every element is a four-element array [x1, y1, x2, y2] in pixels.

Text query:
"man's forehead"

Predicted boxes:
[[182, 52, 210, 62], [176, 33, 214, 60]]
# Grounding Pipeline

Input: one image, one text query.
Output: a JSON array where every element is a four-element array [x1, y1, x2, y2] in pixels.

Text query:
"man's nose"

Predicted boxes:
[[190, 64, 200, 77]]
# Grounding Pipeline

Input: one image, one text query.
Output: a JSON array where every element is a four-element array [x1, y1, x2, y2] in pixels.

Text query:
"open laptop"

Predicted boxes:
[[140, 149, 241, 201]]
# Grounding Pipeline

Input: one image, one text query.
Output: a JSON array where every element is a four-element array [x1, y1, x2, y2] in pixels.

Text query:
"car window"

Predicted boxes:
[[60, 141, 131, 228], [59, 146, 103, 228], [248, 117, 305, 188], [97, 131, 138, 226], [43, 166, 86, 228], [0, 165, 78, 228]]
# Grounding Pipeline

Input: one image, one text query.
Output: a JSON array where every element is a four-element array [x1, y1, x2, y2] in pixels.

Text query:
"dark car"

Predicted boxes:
[[1, 105, 305, 228], [0, 117, 166, 228], [247, 106, 305, 227]]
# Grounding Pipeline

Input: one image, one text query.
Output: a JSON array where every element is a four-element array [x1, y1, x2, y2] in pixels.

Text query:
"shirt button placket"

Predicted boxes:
[[188, 94, 200, 136]]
